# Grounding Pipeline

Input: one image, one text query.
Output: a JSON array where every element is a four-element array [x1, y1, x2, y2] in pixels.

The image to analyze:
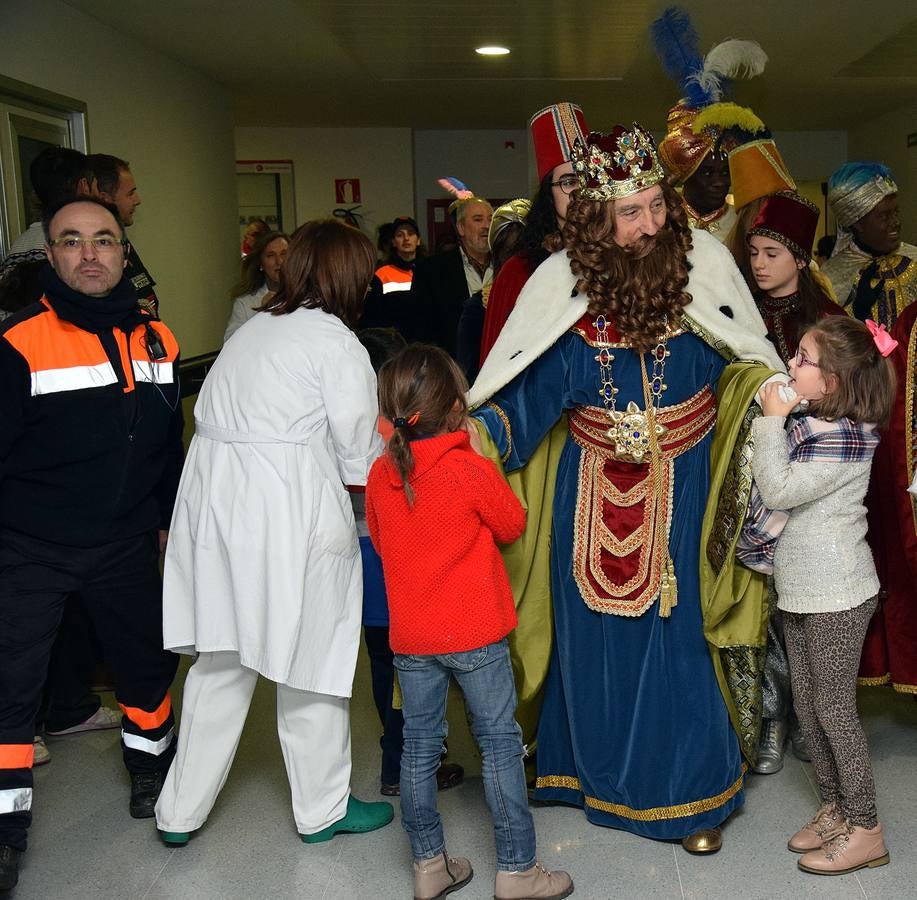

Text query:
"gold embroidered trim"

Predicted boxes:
[[569, 395, 716, 462], [570, 325, 684, 348], [906, 322, 917, 537], [684, 199, 730, 231], [857, 674, 891, 686], [892, 682, 917, 695], [707, 403, 759, 574], [680, 314, 734, 362], [536, 766, 746, 821], [570, 389, 716, 617], [484, 401, 513, 464]]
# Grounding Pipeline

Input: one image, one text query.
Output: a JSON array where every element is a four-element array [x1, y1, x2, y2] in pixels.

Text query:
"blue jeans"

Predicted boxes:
[[394, 638, 536, 871]]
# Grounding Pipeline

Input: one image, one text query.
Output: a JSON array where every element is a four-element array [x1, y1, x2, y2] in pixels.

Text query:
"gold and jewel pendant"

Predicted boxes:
[[605, 401, 667, 463]]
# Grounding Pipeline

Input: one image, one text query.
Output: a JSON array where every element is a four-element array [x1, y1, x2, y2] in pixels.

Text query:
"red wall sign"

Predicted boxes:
[[334, 179, 361, 204]]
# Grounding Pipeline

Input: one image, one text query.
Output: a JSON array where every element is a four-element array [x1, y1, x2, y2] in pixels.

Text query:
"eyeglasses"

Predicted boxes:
[[49, 236, 125, 252], [550, 174, 579, 195], [794, 349, 820, 368]]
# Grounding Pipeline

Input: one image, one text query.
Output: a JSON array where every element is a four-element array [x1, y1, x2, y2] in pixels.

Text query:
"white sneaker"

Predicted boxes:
[[46, 706, 121, 736]]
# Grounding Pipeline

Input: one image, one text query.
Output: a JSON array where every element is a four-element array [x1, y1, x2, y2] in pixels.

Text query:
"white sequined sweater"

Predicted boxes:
[[750, 416, 879, 613]]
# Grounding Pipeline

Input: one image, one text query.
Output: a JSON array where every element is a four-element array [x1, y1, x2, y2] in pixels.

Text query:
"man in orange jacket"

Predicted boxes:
[[0, 199, 183, 892]]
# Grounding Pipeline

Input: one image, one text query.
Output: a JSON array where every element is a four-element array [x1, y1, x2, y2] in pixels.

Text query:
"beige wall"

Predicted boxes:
[[848, 99, 917, 243], [234, 126, 415, 240], [2, 0, 239, 356], [413, 129, 532, 245]]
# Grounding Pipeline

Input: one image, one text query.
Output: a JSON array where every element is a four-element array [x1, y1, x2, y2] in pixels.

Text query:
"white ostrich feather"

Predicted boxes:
[[686, 40, 768, 102]]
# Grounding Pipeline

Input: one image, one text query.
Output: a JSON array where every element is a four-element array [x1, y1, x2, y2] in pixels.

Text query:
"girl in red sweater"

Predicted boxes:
[[366, 345, 574, 900]]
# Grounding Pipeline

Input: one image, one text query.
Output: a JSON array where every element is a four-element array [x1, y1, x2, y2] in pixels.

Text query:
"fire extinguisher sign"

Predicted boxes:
[[334, 179, 361, 204]]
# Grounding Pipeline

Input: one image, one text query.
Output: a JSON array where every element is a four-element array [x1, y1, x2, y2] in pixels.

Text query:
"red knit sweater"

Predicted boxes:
[[365, 430, 525, 654]]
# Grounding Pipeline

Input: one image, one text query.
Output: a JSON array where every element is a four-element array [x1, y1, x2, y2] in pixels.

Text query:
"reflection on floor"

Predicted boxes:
[[18, 649, 917, 899]]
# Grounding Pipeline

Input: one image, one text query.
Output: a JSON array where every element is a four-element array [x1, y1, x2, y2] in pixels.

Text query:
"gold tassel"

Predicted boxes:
[[657, 555, 678, 618]]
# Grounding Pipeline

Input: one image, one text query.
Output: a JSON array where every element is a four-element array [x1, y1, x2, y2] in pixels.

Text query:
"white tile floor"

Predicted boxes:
[[16, 651, 917, 900]]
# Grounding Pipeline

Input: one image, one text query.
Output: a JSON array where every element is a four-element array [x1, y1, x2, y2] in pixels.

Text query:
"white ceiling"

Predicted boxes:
[[64, 0, 917, 132]]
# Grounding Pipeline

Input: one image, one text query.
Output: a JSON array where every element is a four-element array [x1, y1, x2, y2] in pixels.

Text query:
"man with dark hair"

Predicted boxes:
[[0, 198, 183, 891], [479, 101, 589, 364], [0, 146, 91, 288], [86, 154, 159, 315], [469, 123, 785, 854], [410, 198, 493, 357]]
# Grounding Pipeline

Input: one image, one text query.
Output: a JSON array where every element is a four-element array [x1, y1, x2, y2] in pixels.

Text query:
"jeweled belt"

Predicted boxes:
[[567, 386, 717, 617]]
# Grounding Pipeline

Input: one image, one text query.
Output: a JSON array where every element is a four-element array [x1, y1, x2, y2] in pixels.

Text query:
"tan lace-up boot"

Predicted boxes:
[[494, 861, 574, 899], [788, 801, 846, 853], [413, 852, 473, 900], [798, 822, 889, 875]]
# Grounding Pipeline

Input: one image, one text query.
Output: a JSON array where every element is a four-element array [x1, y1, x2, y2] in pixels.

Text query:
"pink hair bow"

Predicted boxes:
[[865, 319, 898, 357]]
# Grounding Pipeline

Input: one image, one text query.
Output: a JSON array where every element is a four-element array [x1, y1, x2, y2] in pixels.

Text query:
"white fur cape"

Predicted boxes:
[[468, 228, 785, 408]]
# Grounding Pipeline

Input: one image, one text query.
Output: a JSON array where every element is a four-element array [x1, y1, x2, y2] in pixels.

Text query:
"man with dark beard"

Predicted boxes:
[[468, 125, 785, 853]]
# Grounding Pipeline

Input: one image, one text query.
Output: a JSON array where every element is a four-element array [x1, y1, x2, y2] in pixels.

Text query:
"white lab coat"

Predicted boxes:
[[163, 305, 383, 697]]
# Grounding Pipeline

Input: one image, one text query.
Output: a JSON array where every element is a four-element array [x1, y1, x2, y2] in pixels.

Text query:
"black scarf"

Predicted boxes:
[[40, 265, 145, 334]]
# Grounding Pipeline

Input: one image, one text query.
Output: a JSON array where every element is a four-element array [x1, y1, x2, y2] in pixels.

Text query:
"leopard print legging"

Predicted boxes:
[[783, 597, 879, 828]]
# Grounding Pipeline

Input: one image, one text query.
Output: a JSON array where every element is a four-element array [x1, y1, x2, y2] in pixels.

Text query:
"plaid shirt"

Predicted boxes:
[[737, 416, 879, 573]]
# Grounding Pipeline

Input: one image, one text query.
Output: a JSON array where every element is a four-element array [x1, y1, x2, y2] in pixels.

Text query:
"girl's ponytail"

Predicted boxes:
[[387, 420, 417, 504]]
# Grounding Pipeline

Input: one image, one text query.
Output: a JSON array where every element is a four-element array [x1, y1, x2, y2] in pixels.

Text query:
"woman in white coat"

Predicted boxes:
[[223, 230, 289, 342], [155, 219, 393, 845]]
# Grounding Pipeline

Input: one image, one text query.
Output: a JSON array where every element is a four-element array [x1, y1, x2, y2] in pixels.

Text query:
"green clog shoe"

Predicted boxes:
[[300, 795, 394, 844], [160, 830, 190, 847]]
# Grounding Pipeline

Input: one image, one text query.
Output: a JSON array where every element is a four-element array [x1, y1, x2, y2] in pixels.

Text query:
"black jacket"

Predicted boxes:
[[0, 291, 184, 547]]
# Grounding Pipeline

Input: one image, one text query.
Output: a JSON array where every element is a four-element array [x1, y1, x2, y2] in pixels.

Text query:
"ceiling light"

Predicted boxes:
[[475, 46, 510, 56]]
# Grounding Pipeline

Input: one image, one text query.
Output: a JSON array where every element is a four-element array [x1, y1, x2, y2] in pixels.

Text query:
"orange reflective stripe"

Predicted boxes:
[[119, 693, 172, 730], [2, 300, 180, 396], [0, 744, 34, 769], [3, 299, 112, 372]]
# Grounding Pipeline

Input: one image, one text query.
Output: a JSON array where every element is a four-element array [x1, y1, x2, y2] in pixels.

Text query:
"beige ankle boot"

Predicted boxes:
[[494, 861, 574, 899], [787, 801, 846, 853], [798, 822, 890, 875], [412, 852, 473, 900]]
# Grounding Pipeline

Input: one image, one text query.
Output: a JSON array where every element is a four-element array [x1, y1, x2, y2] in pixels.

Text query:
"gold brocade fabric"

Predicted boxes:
[[707, 402, 758, 574], [683, 201, 737, 244], [822, 241, 917, 312], [721, 645, 767, 761], [700, 363, 775, 764]]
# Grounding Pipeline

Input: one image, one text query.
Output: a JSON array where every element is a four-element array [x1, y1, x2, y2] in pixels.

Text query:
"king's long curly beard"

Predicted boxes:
[[564, 192, 694, 352]]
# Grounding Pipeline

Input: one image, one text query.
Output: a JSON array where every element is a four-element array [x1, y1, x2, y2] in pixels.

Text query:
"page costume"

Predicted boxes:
[[469, 124, 784, 838], [652, 8, 768, 245], [822, 163, 917, 325]]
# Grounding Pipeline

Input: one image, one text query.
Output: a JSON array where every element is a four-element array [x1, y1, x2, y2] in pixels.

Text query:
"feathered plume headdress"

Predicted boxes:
[[438, 177, 474, 201], [438, 176, 478, 217], [650, 7, 767, 108], [652, 7, 768, 183]]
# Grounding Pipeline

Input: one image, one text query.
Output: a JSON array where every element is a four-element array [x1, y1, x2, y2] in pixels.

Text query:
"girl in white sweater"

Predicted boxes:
[[751, 315, 896, 877]]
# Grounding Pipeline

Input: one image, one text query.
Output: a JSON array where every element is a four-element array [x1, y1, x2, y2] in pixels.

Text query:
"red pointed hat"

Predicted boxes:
[[529, 102, 589, 181], [748, 191, 820, 260]]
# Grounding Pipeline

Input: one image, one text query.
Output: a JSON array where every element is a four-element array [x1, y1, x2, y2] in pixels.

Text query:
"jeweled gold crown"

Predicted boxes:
[[571, 125, 666, 201]]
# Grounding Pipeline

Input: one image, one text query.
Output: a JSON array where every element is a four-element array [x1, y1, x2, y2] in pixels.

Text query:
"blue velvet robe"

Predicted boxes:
[[474, 327, 745, 839]]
